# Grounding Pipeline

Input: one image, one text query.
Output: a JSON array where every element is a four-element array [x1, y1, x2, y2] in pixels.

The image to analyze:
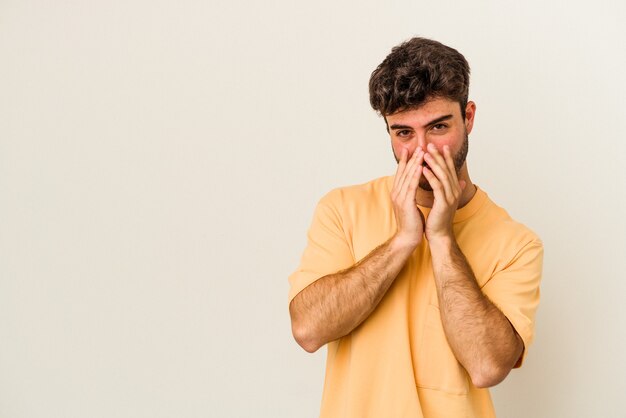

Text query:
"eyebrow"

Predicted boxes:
[[389, 114, 454, 131]]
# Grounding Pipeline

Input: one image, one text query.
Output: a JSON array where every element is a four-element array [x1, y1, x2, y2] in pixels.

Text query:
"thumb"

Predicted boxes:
[[459, 180, 467, 191]]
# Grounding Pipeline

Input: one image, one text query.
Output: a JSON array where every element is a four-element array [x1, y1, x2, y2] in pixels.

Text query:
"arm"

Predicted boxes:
[[289, 146, 426, 353], [289, 235, 416, 353], [429, 237, 523, 388], [423, 144, 523, 388]]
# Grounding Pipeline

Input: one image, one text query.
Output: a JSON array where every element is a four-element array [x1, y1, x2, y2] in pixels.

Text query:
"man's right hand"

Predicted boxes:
[[390, 146, 425, 249], [290, 146, 426, 352]]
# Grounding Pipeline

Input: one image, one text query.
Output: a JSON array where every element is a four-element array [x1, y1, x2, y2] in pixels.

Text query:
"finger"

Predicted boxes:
[[443, 145, 459, 184], [407, 164, 423, 202], [424, 151, 455, 200], [422, 167, 445, 202], [427, 144, 454, 180], [393, 147, 409, 190], [392, 147, 409, 199], [426, 143, 447, 167], [442, 145, 464, 201], [399, 148, 423, 199]]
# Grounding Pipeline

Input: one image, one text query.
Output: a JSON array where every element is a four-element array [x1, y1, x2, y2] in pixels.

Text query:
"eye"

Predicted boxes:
[[432, 123, 447, 131], [395, 129, 412, 138]]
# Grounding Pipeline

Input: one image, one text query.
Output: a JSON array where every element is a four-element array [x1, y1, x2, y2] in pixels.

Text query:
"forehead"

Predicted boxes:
[[386, 97, 460, 126]]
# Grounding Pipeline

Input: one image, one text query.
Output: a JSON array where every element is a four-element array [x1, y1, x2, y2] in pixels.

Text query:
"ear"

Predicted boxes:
[[464, 101, 476, 134]]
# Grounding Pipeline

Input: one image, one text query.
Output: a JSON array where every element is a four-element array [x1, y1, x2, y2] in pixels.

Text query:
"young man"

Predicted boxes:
[[288, 37, 543, 418]]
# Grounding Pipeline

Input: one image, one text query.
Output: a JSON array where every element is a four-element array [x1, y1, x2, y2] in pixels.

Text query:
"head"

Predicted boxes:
[[369, 37, 471, 120], [369, 37, 475, 191]]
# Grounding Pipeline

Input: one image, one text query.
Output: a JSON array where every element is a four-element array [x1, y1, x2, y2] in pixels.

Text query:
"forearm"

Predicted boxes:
[[429, 237, 523, 388], [290, 235, 416, 353]]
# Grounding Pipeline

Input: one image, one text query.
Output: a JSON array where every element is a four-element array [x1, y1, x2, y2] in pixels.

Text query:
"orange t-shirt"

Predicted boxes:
[[289, 175, 543, 418]]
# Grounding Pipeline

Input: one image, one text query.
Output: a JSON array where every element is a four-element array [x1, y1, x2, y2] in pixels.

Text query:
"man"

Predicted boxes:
[[288, 37, 543, 418]]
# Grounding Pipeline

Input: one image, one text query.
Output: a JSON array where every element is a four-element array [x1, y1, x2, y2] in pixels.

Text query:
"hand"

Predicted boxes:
[[390, 146, 425, 248], [422, 144, 467, 242]]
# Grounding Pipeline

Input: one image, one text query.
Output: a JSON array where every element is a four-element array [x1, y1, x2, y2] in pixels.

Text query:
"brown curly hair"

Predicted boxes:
[[369, 37, 470, 119]]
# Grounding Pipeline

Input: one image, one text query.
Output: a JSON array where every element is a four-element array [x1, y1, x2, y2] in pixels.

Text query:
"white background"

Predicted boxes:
[[1, 1, 625, 417]]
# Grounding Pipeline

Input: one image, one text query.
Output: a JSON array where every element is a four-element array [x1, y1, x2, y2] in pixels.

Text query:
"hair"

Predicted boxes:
[[369, 37, 470, 119]]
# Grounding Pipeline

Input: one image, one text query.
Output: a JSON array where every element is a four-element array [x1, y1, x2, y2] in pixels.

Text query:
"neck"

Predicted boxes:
[[414, 165, 476, 208]]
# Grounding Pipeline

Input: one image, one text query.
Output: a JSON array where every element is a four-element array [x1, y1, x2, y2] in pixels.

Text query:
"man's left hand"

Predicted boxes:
[[422, 143, 467, 242]]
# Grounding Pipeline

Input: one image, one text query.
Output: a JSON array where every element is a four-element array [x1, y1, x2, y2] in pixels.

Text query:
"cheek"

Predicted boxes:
[[429, 137, 458, 155], [392, 142, 418, 158], [433, 142, 449, 155]]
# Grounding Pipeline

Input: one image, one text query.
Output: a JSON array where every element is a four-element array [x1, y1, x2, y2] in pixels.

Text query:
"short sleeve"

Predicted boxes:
[[288, 190, 355, 304], [481, 239, 543, 368]]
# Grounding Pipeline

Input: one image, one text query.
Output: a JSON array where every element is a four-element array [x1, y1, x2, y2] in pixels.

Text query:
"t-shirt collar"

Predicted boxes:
[[386, 175, 487, 224]]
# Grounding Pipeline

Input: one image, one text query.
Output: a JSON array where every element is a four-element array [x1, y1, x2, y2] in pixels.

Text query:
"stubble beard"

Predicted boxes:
[[393, 132, 469, 192]]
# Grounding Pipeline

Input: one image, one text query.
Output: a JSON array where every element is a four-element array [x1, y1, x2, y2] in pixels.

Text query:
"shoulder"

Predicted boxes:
[[460, 189, 543, 284], [318, 175, 392, 209], [464, 189, 543, 266], [482, 194, 542, 246]]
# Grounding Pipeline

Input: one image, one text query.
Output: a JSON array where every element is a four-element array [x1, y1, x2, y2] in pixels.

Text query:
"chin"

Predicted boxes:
[[419, 181, 433, 192]]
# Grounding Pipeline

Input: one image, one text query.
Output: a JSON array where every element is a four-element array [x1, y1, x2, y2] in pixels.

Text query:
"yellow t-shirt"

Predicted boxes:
[[288, 175, 543, 418]]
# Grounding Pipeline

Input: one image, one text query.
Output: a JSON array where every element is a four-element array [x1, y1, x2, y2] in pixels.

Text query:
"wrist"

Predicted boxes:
[[390, 232, 421, 253], [427, 233, 456, 253]]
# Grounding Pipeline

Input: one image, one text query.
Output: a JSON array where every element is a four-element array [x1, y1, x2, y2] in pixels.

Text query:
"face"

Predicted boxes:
[[386, 97, 476, 191]]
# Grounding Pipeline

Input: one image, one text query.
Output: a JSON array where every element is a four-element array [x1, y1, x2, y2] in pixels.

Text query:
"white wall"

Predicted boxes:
[[1, 1, 625, 417]]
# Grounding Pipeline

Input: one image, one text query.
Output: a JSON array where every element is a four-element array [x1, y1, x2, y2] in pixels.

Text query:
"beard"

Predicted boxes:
[[393, 132, 469, 192]]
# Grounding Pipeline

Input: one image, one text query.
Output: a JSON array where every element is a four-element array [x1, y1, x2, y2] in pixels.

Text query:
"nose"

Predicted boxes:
[[416, 135, 429, 152], [410, 135, 429, 157], [394, 134, 430, 160]]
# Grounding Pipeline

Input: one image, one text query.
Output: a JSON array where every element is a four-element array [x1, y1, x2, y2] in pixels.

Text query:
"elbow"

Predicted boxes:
[[297, 337, 322, 354], [472, 333, 524, 388], [291, 322, 322, 353], [289, 298, 325, 353], [289, 307, 322, 353], [471, 374, 505, 389], [469, 363, 511, 389]]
